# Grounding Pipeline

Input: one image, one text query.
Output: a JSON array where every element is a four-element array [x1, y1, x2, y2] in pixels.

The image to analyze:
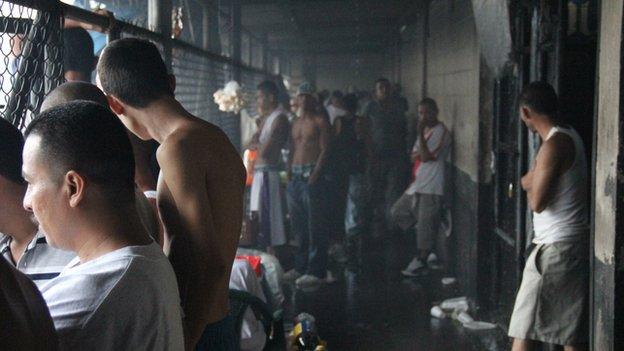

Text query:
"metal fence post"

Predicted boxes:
[[149, 0, 172, 71]]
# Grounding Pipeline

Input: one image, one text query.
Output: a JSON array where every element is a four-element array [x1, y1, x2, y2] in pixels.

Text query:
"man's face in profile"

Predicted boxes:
[[418, 104, 430, 123], [519, 106, 537, 132], [22, 135, 67, 248], [256, 90, 274, 116], [297, 94, 317, 114]]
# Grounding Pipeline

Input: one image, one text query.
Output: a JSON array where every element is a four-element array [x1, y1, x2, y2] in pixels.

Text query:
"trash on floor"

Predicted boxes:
[[288, 313, 328, 351]]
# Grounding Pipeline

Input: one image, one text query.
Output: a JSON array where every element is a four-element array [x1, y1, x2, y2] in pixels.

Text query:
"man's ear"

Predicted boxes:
[[520, 106, 531, 120], [107, 95, 125, 116], [65, 171, 85, 208], [168, 74, 176, 93]]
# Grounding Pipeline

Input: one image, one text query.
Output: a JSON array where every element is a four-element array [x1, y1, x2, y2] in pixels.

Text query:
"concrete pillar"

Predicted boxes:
[[230, 0, 242, 82], [592, 0, 624, 349]]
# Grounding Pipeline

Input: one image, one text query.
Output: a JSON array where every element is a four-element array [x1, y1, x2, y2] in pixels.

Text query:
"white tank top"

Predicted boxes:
[[532, 126, 588, 244]]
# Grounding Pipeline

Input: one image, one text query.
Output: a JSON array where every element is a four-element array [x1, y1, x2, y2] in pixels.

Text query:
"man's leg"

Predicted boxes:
[[415, 194, 442, 262], [307, 179, 330, 278], [384, 156, 410, 228], [345, 173, 369, 271], [511, 338, 535, 351], [286, 179, 309, 275], [369, 160, 388, 238], [390, 192, 418, 232]]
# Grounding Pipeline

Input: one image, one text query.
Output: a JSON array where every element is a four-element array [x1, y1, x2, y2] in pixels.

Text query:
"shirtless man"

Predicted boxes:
[[249, 81, 289, 251], [97, 38, 246, 350], [284, 82, 331, 287], [508, 82, 588, 351]]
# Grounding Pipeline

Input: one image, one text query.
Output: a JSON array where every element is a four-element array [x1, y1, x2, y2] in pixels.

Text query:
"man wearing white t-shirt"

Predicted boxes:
[[390, 98, 450, 276], [22, 101, 184, 350]]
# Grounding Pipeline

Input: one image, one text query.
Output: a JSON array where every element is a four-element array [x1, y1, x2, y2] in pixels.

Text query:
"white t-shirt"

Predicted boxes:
[[406, 122, 451, 196], [41, 242, 184, 351]]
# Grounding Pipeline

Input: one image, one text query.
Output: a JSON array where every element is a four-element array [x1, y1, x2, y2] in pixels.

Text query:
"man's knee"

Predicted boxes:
[[511, 338, 535, 351]]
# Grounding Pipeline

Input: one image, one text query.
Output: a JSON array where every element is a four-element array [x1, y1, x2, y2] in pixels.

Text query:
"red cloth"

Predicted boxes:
[[411, 158, 421, 182], [235, 255, 262, 277]]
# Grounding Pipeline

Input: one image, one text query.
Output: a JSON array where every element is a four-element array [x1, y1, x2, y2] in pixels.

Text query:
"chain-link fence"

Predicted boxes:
[[0, 0, 281, 147], [0, 0, 64, 130]]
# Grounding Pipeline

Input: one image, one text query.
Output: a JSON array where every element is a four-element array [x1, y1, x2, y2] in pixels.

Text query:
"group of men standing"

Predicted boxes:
[[247, 77, 453, 287]]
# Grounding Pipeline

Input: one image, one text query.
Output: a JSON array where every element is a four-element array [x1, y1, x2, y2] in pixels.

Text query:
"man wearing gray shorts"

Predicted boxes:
[[391, 98, 450, 277], [509, 81, 589, 351]]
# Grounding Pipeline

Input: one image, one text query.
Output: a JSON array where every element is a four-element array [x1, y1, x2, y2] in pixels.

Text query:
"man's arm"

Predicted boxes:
[[419, 125, 446, 162], [308, 115, 331, 184], [527, 134, 572, 213], [258, 114, 289, 160], [157, 138, 227, 349]]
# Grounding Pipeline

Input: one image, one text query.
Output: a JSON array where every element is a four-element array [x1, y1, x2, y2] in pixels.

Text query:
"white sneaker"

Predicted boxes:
[[427, 253, 443, 270], [283, 269, 302, 282], [295, 274, 324, 287], [401, 257, 427, 277], [325, 271, 337, 284]]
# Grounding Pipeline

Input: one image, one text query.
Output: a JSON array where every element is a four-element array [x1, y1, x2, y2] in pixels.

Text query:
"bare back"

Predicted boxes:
[[291, 114, 323, 165], [156, 119, 246, 347]]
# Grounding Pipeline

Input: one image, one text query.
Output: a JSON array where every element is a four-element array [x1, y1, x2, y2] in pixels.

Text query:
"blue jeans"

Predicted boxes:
[[344, 173, 369, 269], [287, 176, 329, 278]]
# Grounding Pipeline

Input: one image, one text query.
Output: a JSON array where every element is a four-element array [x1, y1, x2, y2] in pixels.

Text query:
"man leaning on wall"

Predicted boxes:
[[509, 82, 589, 351]]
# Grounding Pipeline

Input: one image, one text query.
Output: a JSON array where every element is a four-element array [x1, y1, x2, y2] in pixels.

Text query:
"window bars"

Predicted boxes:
[[0, 0, 277, 149], [0, 1, 63, 130]]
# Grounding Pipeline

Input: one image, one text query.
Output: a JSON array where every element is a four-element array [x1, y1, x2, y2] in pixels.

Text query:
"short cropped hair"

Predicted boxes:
[[519, 81, 558, 117], [343, 93, 358, 114], [25, 101, 135, 204], [375, 77, 390, 86], [257, 80, 279, 100], [63, 27, 94, 77], [0, 118, 24, 184], [418, 98, 439, 116], [98, 38, 172, 108], [331, 90, 344, 99], [41, 82, 108, 112]]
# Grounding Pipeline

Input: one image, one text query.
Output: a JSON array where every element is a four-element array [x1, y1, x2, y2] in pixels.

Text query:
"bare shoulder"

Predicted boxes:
[[539, 132, 575, 164], [157, 120, 244, 177], [313, 113, 330, 128]]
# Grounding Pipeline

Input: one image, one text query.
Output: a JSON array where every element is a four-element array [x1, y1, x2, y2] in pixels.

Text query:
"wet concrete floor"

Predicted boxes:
[[279, 236, 510, 350]]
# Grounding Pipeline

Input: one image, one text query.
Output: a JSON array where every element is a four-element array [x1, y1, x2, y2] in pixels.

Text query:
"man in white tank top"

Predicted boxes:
[[508, 82, 588, 351]]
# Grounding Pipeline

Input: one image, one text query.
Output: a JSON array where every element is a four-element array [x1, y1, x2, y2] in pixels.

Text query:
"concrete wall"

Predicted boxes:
[[389, 0, 494, 298], [593, 1, 624, 349], [315, 52, 385, 92]]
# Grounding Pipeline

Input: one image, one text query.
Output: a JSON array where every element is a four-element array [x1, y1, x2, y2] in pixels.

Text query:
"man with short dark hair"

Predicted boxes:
[[0, 118, 74, 288], [509, 81, 588, 351], [284, 82, 332, 287], [98, 38, 246, 350], [63, 27, 96, 82], [365, 78, 410, 238], [23, 101, 184, 350], [249, 80, 289, 251], [332, 93, 373, 272], [40, 81, 162, 245], [391, 98, 450, 276]]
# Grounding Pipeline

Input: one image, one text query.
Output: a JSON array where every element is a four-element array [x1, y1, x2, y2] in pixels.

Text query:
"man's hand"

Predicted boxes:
[[521, 170, 534, 191]]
